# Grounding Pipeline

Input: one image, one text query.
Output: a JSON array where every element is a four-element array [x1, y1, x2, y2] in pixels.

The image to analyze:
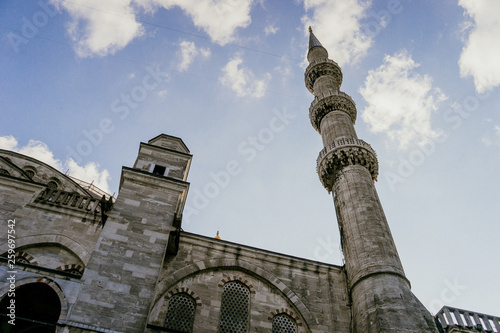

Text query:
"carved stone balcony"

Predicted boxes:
[[317, 137, 378, 191], [309, 90, 357, 132], [33, 188, 113, 225], [435, 306, 500, 332], [304, 58, 343, 94]]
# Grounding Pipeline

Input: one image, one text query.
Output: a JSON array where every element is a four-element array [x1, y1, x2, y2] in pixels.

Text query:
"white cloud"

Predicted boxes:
[[481, 137, 492, 146], [66, 159, 111, 194], [178, 40, 211, 72], [146, 0, 254, 45], [301, 0, 373, 66], [219, 56, 271, 98], [55, 0, 255, 57], [495, 125, 500, 136], [51, 0, 144, 57], [0, 136, 111, 194], [0, 135, 18, 151], [360, 50, 447, 150], [264, 24, 279, 36], [458, 0, 500, 93], [1, 138, 63, 170], [481, 124, 500, 147]]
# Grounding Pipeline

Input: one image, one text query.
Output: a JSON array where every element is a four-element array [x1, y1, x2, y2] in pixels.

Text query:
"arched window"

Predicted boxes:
[[0, 282, 61, 333], [47, 181, 58, 190], [16, 256, 30, 264], [164, 293, 196, 333], [272, 314, 297, 333], [64, 269, 82, 277], [23, 167, 37, 179], [218, 281, 250, 333]]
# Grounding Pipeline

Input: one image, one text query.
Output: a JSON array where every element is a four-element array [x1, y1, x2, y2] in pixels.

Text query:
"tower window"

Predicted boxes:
[[218, 281, 250, 333], [152, 164, 169, 176], [272, 314, 297, 333], [164, 293, 196, 332]]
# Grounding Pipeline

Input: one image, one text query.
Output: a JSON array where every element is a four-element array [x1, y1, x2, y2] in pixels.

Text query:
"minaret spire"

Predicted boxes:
[[308, 26, 323, 49], [304, 30, 438, 332]]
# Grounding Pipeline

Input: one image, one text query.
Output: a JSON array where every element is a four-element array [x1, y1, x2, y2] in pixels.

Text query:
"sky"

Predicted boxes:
[[1, 0, 499, 319]]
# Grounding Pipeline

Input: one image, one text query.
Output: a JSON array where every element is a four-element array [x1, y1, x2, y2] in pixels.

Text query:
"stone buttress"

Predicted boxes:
[[66, 134, 191, 332]]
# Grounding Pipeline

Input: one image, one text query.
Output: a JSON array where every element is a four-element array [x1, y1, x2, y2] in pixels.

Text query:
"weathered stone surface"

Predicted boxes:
[[0, 30, 493, 333], [305, 30, 438, 332], [149, 232, 351, 333]]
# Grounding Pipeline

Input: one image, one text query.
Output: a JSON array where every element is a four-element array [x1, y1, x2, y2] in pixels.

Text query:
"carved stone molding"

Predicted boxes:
[[309, 91, 357, 132], [317, 138, 379, 191], [268, 308, 303, 327], [165, 287, 202, 306], [304, 58, 343, 94]]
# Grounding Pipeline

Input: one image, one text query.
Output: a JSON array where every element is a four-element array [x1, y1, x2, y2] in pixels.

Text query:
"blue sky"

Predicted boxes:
[[1, 0, 499, 318]]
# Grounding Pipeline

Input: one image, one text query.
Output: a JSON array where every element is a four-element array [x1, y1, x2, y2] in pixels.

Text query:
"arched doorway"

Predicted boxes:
[[0, 282, 61, 333]]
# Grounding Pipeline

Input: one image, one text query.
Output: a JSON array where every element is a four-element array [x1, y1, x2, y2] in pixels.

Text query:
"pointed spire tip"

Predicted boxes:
[[308, 27, 323, 49]]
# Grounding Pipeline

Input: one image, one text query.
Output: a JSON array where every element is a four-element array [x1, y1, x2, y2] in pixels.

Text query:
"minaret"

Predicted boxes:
[[305, 28, 438, 332]]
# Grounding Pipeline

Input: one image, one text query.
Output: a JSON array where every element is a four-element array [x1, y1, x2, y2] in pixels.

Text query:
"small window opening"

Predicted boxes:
[[16, 257, 30, 264], [64, 269, 82, 277], [25, 170, 35, 178], [47, 181, 58, 190], [152, 165, 167, 176]]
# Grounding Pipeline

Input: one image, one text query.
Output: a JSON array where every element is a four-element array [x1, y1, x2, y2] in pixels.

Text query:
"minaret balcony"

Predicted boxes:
[[316, 137, 379, 191], [304, 58, 343, 94], [309, 90, 357, 132]]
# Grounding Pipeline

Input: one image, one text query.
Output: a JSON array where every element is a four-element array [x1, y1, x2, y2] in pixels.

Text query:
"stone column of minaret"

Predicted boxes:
[[305, 27, 438, 333]]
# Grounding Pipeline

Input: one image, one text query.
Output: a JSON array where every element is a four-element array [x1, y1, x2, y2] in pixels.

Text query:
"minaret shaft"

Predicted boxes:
[[320, 111, 358, 146], [333, 165, 405, 287], [305, 28, 438, 333]]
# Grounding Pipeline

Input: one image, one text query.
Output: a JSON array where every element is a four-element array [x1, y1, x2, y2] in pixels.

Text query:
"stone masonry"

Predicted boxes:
[[305, 27, 438, 332], [1, 29, 497, 333]]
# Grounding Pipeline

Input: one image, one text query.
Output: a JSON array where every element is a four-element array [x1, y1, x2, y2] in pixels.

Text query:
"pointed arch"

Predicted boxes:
[[219, 280, 251, 333], [152, 258, 314, 331], [164, 293, 197, 332], [0, 234, 90, 264], [0, 276, 69, 321]]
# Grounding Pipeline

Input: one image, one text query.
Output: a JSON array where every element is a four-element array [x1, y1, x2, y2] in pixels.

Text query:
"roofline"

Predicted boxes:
[[139, 142, 193, 158], [148, 134, 190, 153], [0, 149, 94, 197], [180, 230, 344, 270]]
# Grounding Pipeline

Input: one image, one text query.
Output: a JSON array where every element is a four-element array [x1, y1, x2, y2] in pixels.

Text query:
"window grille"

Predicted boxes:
[[25, 169, 35, 178], [218, 281, 250, 333], [272, 314, 297, 333], [16, 257, 30, 264], [47, 180, 58, 190], [64, 269, 82, 276], [164, 293, 196, 333]]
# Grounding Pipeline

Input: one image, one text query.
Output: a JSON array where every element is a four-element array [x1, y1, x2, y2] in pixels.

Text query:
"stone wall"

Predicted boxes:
[[148, 232, 352, 333]]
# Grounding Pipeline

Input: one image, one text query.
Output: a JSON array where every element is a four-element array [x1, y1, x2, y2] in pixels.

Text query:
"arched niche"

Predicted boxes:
[[0, 282, 61, 333]]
